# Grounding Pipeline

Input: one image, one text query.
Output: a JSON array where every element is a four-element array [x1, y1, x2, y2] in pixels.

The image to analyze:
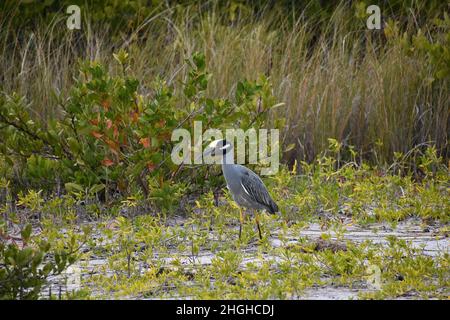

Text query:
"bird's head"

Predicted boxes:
[[202, 139, 233, 163]]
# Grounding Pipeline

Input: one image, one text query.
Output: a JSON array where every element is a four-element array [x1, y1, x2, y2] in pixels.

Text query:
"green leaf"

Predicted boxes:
[[17, 247, 34, 267], [65, 182, 85, 193], [21, 224, 32, 243], [67, 137, 81, 154], [89, 183, 105, 194], [192, 52, 206, 71], [284, 143, 296, 152]]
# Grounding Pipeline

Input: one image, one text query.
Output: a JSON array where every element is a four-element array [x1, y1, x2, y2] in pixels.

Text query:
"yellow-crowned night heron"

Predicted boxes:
[[203, 139, 279, 240]]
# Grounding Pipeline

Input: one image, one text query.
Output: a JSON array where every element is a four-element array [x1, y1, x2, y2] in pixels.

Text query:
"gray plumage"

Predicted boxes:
[[205, 139, 278, 214], [223, 164, 278, 214], [203, 138, 279, 239]]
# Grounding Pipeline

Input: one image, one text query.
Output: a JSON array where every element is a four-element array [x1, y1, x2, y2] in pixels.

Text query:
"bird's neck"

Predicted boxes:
[[221, 147, 234, 166], [221, 148, 235, 185]]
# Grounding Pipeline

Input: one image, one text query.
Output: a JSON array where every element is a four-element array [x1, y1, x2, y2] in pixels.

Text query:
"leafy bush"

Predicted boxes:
[[0, 223, 84, 300], [382, 12, 450, 81], [0, 51, 278, 204]]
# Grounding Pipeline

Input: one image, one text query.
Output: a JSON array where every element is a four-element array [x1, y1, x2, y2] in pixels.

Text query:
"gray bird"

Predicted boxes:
[[202, 139, 278, 240]]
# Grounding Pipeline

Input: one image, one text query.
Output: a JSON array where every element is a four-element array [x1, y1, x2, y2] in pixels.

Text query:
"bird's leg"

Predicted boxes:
[[239, 208, 244, 240], [255, 211, 262, 240]]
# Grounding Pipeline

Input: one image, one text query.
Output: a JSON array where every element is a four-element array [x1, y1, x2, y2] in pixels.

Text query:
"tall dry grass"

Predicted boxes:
[[0, 3, 448, 165]]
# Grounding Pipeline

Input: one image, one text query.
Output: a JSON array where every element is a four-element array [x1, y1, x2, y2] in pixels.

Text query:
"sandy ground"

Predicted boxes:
[[40, 216, 448, 300]]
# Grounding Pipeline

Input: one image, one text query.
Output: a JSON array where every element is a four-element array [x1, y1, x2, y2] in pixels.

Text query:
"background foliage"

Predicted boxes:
[[1, 0, 448, 198]]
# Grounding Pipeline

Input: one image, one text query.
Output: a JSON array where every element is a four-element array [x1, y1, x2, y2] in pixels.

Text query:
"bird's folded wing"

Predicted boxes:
[[240, 171, 274, 210]]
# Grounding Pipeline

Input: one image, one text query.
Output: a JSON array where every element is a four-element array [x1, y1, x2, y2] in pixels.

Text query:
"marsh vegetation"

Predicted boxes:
[[0, 1, 448, 299]]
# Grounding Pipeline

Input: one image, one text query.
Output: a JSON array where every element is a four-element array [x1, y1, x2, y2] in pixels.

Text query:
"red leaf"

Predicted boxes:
[[106, 119, 113, 129], [105, 139, 119, 155], [155, 119, 166, 128], [113, 125, 119, 139], [101, 158, 114, 167], [147, 162, 156, 172], [90, 131, 103, 139], [139, 137, 150, 149], [131, 111, 139, 124], [101, 99, 110, 110]]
